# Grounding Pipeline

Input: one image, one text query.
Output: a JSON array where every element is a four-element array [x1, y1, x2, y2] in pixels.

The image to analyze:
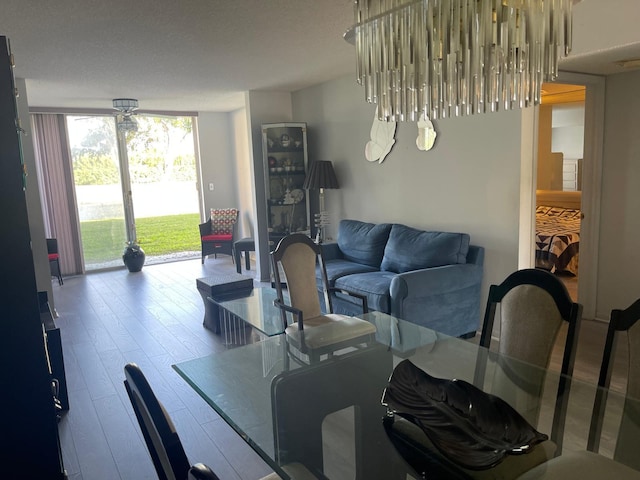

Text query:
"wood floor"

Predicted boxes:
[[52, 257, 626, 479], [54, 255, 277, 480]]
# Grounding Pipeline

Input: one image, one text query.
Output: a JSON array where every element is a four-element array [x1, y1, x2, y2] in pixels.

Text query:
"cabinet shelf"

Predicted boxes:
[[262, 123, 310, 238], [267, 147, 304, 153], [267, 170, 305, 176]]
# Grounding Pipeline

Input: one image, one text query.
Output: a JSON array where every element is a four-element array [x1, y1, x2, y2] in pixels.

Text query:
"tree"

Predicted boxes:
[[125, 116, 194, 183], [72, 154, 120, 185]]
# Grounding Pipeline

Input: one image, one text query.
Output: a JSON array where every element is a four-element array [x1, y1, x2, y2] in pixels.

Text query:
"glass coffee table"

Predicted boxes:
[[208, 286, 290, 345]]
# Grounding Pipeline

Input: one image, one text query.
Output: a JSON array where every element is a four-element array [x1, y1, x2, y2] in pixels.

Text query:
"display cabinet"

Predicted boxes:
[[262, 123, 310, 243]]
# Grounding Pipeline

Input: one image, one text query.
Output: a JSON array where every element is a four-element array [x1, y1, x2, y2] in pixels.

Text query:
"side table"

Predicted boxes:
[[196, 273, 253, 333], [233, 237, 255, 274]]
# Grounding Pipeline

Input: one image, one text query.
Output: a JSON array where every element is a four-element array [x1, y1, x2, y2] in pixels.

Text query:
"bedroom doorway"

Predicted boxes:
[[535, 83, 586, 302], [525, 72, 605, 319]]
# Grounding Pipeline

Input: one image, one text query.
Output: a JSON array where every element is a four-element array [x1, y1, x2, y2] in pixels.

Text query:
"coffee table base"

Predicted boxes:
[[196, 274, 253, 333]]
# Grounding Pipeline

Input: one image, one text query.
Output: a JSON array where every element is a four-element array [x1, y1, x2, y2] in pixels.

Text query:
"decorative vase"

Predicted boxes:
[[123, 243, 145, 272]]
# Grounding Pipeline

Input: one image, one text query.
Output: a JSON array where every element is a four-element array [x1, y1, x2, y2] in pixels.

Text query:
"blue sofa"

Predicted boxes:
[[317, 220, 485, 338]]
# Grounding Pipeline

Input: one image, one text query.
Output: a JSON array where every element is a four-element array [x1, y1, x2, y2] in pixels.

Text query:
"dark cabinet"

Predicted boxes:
[[262, 123, 310, 244], [0, 36, 66, 478]]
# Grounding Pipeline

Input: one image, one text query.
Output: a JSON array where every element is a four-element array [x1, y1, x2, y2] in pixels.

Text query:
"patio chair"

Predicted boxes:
[[199, 208, 238, 264]]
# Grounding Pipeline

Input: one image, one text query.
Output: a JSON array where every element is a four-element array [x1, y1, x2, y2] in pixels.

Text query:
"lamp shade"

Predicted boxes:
[[303, 161, 339, 190]]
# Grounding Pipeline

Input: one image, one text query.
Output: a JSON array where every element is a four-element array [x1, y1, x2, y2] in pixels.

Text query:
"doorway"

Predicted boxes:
[[535, 83, 586, 301], [522, 72, 605, 319], [66, 114, 200, 271]]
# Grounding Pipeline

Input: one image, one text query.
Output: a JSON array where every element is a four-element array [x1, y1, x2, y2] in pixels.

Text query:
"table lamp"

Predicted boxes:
[[303, 160, 339, 243]]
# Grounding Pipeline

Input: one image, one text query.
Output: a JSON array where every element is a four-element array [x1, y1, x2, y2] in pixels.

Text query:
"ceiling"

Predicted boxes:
[[1, 0, 639, 114]]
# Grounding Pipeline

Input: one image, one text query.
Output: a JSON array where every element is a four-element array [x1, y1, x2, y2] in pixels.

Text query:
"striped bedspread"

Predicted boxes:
[[535, 206, 581, 275]]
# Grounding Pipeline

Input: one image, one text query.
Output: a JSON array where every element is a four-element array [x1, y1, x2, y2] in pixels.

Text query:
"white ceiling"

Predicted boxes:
[[1, 0, 639, 114]]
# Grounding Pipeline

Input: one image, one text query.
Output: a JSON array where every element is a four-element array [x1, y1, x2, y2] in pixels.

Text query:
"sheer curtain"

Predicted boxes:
[[32, 114, 84, 275]]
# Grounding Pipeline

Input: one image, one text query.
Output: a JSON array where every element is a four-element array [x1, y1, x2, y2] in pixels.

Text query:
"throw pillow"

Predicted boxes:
[[210, 208, 238, 234]]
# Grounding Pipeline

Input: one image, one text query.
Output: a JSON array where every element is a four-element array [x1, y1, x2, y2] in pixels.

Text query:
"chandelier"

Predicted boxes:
[[112, 98, 139, 132], [353, 0, 575, 121]]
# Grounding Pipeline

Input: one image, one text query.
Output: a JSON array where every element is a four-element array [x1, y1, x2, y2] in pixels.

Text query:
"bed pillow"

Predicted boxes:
[[381, 224, 470, 273]]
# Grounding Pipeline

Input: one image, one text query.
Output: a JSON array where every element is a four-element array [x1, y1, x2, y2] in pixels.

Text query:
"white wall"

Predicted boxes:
[[231, 107, 254, 239], [292, 75, 527, 322], [246, 90, 293, 280], [197, 112, 238, 218], [552, 103, 585, 161], [597, 70, 640, 318]]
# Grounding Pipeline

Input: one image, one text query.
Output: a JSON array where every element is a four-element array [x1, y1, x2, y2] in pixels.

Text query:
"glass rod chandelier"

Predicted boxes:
[[354, 0, 575, 121]]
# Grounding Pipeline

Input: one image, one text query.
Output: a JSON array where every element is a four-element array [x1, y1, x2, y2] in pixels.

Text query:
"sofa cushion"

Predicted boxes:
[[381, 224, 470, 274], [338, 220, 392, 268], [334, 271, 395, 314], [320, 259, 379, 288]]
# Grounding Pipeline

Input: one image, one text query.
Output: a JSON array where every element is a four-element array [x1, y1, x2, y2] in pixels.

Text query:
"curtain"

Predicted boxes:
[[32, 114, 84, 275]]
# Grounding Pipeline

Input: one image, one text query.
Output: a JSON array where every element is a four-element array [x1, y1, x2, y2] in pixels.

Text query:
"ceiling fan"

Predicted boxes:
[[112, 98, 139, 132]]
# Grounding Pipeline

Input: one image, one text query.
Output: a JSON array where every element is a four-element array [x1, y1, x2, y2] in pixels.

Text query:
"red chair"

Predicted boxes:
[[47, 238, 63, 285], [199, 208, 238, 264]]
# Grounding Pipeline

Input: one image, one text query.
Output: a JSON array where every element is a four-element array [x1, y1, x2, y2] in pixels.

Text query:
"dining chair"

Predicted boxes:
[[47, 238, 63, 285], [124, 363, 289, 480], [587, 297, 640, 470], [199, 208, 238, 264], [516, 297, 640, 479], [476, 268, 583, 455], [271, 233, 377, 361], [124, 363, 220, 480]]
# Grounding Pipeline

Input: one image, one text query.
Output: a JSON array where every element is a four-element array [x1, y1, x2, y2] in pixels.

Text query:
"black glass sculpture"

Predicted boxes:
[[382, 359, 548, 471]]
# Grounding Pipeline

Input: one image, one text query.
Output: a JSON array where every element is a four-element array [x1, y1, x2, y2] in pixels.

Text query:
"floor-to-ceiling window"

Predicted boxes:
[[66, 114, 199, 271], [67, 115, 127, 270]]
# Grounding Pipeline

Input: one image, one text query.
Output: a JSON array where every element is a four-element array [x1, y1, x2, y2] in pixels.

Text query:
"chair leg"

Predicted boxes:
[[51, 259, 63, 285]]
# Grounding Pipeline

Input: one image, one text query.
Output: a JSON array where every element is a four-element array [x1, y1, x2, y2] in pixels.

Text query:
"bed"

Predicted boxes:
[[535, 190, 582, 276]]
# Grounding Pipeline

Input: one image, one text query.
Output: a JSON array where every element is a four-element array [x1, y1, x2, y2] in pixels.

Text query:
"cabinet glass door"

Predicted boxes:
[[262, 123, 310, 243]]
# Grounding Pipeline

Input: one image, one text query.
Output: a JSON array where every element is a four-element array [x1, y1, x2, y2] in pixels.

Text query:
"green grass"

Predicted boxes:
[[80, 213, 201, 264]]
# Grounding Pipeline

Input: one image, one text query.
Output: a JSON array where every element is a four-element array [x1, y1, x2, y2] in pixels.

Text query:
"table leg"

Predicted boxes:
[[199, 291, 220, 334], [234, 248, 242, 274]]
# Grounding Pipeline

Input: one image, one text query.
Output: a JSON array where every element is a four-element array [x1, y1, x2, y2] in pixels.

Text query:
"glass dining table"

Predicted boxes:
[[173, 311, 640, 479]]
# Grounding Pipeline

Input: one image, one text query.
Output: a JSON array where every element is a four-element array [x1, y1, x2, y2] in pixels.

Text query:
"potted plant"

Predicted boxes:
[[123, 240, 145, 272]]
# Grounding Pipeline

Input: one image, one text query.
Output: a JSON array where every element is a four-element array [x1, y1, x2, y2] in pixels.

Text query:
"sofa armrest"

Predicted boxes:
[[320, 242, 343, 261], [390, 263, 483, 300], [389, 263, 484, 337]]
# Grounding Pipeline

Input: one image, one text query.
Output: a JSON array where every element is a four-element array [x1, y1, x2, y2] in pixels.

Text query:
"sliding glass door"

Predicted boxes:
[[67, 116, 127, 270], [125, 116, 199, 263], [66, 114, 199, 271]]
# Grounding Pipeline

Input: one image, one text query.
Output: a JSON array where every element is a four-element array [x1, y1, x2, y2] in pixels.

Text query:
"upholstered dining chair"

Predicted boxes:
[[587, 297, 640, 470], [47, 238, 63, 285], [199, 208, 238, 264], [476, 268, 583, 455], [271, 233, 377, 362], [516, 294, 640, 480], [514, 299, 640, 479]]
